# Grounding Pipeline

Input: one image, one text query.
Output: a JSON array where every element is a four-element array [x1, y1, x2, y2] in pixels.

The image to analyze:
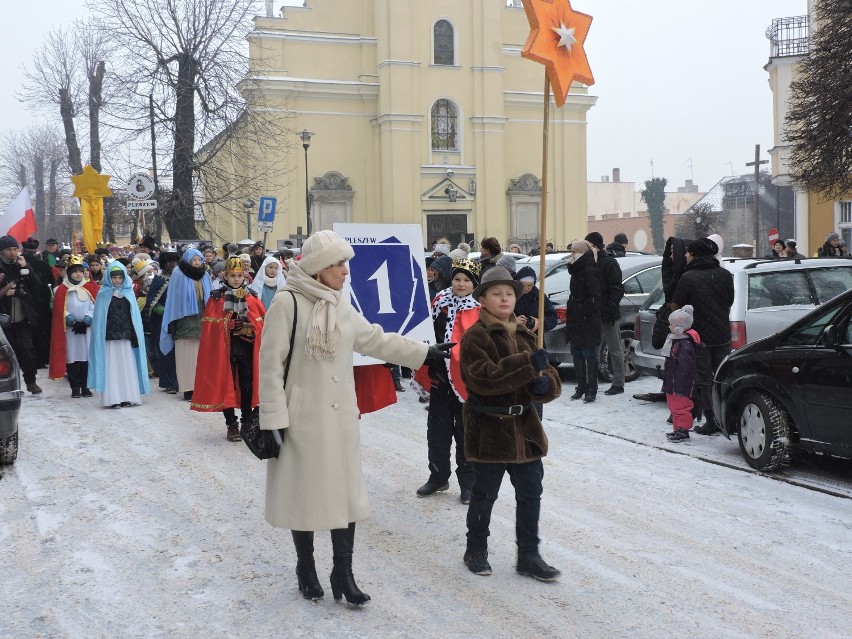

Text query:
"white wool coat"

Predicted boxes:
[[259, 288, 428, 531]]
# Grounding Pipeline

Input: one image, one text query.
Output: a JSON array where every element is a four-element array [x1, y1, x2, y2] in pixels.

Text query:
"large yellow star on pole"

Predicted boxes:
[[521, 0, 594, 107], [71, 164, 112, 254]]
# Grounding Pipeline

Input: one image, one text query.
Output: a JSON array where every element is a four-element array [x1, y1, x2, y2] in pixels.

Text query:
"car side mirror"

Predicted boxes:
[[822, 324, 841, 348], [0, 313, 9, 328]]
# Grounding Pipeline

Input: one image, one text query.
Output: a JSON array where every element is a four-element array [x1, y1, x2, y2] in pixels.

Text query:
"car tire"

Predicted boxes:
[[0, 431, 17, 465], [736, 391, 792, 472], [598, 329, 641, 383]]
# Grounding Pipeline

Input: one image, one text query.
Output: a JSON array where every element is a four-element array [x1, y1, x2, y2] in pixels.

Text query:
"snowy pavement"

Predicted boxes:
[[2, 373, 851, 639]]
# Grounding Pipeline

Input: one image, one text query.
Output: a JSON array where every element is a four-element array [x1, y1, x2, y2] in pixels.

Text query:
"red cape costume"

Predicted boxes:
[[190, 292, 266, 412], [48, 280, 100, 380], [412, 306, 479, 401]]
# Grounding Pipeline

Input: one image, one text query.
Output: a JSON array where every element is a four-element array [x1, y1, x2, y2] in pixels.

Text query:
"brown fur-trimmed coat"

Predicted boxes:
[[460, 308, 561, 463]]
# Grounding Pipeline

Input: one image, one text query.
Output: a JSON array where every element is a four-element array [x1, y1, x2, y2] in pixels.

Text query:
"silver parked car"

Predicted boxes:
[[632, 257, 852, 379], [0, 314, 22, 465]]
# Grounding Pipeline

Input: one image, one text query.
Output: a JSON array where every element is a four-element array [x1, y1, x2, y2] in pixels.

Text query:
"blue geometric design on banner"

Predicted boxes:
[[348, 236, 429, 335]]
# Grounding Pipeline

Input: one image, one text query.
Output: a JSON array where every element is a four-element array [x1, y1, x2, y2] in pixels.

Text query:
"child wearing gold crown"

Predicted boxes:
[[190, 256, 266, 442]]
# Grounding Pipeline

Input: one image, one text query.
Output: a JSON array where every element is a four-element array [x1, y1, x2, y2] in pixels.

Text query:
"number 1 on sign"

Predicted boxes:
[[367, 261, 396, 314]]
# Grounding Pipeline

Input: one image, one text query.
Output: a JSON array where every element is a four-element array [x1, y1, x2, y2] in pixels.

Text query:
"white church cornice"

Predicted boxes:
[[242, 75, 379, 101], [249, 29, 377, 46]]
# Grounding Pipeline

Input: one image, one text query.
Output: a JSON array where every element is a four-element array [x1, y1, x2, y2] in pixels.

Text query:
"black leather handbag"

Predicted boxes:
[[651, 304, 672, 351], [241, 291, 297, 460]]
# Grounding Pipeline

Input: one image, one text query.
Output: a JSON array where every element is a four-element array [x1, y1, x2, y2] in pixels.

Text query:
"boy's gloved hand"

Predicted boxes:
[[530, 348, 549, 371], [426, 342, 456, 361], [530, 376, 551, 395]]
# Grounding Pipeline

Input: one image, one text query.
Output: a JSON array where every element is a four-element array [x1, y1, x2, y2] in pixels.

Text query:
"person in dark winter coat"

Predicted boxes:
[[662, 305, 700, 442], [513, 266, 557, 335], [459, 266, 562, 581], [428, 255, 452, 300], [671, 237, 734, 434], [766, 239, 786, 259], [818, 233, 844, 257], [478, 237, 504, 275], [585, 232, 625, 395], [21, 236, 54, 368], [565, 240, 601, 403], [606, 232, 628, 257], [142, 251, 180, 393], [784, 240, 806, 260]]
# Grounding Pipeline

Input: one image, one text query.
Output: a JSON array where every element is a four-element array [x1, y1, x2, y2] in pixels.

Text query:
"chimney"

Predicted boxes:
[[602, 176, 610, 183], [612, 168, 621, 183], [265, 0, 273, 17]]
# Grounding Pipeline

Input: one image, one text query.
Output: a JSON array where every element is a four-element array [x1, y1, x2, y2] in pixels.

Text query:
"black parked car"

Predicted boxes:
[[0, 314, 21, 465], [712, 288, 852, 471]]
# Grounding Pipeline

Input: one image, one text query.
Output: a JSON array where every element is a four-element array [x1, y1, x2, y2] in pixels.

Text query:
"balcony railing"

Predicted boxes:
[[766, 15, 810, 58]]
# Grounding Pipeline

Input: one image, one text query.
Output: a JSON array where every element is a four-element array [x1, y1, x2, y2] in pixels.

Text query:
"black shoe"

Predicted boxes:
[[583, 391, 597, 404], [418, 396, 429, 403], [416, 481, 449, 497], [570, 388, 585, 401], [516, 553, 560, 582], [666, 414, 673, 424], [183, 391, 193, 401], [71, 388, 82, 398], [393, 380, 405, 392], [120, 401, 133, 408], [459, 488, 471, 505], [463, 550, 492, 576], [693, 422, 721, 436], [108, 404, 121, 409], [604, 386, 624, 396], [81, 388, 92, 398], [666, 429, 690, 442], [26, 382, 42, 395]]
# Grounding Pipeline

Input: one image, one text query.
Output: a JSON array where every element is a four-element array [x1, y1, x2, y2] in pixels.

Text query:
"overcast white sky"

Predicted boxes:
[[0, 0, 806, 194]]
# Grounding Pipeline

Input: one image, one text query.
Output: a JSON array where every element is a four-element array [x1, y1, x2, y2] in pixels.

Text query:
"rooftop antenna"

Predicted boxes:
[[723, 161, 734, 176], [649, 158, 654, 178], [682, 158, 694, 181]]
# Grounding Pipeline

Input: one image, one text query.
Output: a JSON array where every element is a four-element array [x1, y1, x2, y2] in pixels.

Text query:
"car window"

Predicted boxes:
[[748, 271, 814, 310], [808, 267, 852, 303], [543, 264, 570, 295], [634, 266, 662, 293], [623, 275, 641, 294], [642, 282, 664, 311], [781, 300, 848, 347]]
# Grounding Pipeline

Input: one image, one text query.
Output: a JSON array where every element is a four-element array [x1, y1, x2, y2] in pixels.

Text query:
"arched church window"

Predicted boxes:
[[431, 99, 458, 151], [434, 20, 455, 65]]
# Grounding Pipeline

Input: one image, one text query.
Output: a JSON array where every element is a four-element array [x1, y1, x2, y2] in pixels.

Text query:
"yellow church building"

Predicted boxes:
[[202, 0, 596, 250]]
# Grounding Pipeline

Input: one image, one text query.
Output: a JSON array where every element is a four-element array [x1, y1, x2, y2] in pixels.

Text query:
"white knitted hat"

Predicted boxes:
[[298, 230, 355, 276]]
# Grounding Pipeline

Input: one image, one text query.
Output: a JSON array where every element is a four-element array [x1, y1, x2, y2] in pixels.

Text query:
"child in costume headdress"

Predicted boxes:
[[191, 256, 266, 442], [88, 262, 150, 408], [248, 255, 287, 310], [48, 256, 99, 397]]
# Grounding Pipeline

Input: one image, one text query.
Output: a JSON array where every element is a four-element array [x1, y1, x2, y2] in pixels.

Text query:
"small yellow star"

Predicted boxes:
[[71, 164, 113, 199]]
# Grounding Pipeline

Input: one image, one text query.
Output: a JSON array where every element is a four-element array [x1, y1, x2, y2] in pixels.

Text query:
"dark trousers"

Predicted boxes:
[[223, 338, 254, 425], [695, 342, 731, 420], [67, 361, 89, 391], [4, 320, 37, 384], [570, 343, 598, 394], [426, 383, 473, 490], [145, 333, 159, 377], [152, 316, 178, 391], [466, 460, 544, 556]]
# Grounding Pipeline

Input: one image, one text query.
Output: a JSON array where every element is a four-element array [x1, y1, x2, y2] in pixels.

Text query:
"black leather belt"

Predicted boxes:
[[468, 401, 528, 416]]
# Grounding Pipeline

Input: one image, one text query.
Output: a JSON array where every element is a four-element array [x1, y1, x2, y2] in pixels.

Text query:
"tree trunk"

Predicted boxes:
[[168, 53, 199, 240], [48, 158, 58, 236], [16, 164, 27, 188], [104, 196, 116, 243], [88, 61, 105, 173], [33, 154, 46, 232], [59, 88, 83, 175]]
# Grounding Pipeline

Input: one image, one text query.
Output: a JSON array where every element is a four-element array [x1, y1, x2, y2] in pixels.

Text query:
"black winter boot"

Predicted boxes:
[[571, 358, 586, 400], [291, 530, 324, 601], [329, 523, 370, 605]]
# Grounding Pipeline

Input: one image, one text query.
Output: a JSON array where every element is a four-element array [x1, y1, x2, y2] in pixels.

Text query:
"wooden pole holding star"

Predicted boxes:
[[520, 0, 595, 348]]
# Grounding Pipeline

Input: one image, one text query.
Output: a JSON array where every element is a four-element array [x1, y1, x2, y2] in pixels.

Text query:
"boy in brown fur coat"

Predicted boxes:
[[459, 266, 562, 581]]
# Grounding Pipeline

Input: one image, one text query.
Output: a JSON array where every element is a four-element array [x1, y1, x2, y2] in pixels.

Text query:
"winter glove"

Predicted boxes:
[[426, 342, 456, 361], [530, 348, 549, 371], [530, 376, 551, 395], [66, 314, 76, 328], [72, 321, 88, 335]]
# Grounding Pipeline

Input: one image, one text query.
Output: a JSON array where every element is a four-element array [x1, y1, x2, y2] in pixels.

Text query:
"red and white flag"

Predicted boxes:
[[0, 187, 37, 241]]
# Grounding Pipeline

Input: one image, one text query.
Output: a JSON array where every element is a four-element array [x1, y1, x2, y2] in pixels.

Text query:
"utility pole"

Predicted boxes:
[[746, 145, 768, 256], [149, 94, 162, 244]]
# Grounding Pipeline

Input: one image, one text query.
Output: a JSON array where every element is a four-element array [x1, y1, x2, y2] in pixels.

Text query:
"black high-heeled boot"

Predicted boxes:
[[329, 522, 370, 605], [291, 530, 324, 601]]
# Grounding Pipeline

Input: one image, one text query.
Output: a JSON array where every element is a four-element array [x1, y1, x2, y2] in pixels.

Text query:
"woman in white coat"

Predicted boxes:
[[259, 230, 452, 606]]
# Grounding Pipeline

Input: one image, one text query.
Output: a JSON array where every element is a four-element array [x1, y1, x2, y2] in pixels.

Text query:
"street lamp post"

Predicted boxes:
[[300, 129, 314, 240]]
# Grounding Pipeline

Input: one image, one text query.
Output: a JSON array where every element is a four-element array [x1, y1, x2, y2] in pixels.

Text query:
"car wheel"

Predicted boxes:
[[736, 391, 792, 472], [598, 329, 640, 383], [0, 431, 17, 465]]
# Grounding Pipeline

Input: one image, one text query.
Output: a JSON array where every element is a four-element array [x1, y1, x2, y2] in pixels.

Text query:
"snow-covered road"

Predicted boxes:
[[2, 373, 851, 639]]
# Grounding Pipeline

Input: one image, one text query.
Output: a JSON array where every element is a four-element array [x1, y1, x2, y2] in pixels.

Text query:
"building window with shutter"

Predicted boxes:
[[431, 99, 458, 151], [434, 20, 455, 66]]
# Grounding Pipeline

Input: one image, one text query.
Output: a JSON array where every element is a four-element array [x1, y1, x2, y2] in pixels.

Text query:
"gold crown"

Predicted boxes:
[[68, 255, 85, 267], [451, 258, 482, 277], [225, 257, 244, 272]]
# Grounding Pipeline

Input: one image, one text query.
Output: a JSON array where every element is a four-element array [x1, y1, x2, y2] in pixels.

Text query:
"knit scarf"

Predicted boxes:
[[223, 282, 250, 318], [284, 263, 343, 360], [63, 275, 92, 302], [661, 327, 689, 357]]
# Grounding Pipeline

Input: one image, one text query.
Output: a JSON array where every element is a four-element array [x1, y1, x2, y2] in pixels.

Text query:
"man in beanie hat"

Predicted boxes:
[[459, 265, 562, 581], [416, 257, 482, 501], [192, 256, 266, 442], [784, 239, 806, 260], [662, 305, 700, 442], [671, 236, 733, 434], [607, 232, 628, 257], [585, 232, 626, 395], [818, 232, 843, 257], [258, 229, 453, 605], [0, 235, 44, 393]]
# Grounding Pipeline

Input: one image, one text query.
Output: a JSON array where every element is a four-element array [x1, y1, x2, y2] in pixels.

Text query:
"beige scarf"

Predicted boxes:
[[63, 275, 92, 302], [284, 264, 343, 360]]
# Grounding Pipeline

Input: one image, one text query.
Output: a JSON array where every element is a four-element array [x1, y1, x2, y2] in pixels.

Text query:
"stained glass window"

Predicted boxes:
[[434, 20, 454, 65], [431, 99, 458, 151]]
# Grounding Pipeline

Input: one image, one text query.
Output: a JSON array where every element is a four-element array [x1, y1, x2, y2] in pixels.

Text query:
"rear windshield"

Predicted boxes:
[[748, 271, 813, 309], [809, 267, 852, 303]]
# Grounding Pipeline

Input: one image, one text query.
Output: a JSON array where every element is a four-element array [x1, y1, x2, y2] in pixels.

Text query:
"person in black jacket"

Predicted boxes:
[[565, 240, 601, 403], [817, 233, 843, 257], [513, 266, 557, 335], [21, 236, 55, 368], [671, 237, 734, 434], [585, 233, 626, 395], [606, 232, 628, 257]]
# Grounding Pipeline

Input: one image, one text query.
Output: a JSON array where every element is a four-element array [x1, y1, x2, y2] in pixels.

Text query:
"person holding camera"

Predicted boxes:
[[0, 235, 44, 394]]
